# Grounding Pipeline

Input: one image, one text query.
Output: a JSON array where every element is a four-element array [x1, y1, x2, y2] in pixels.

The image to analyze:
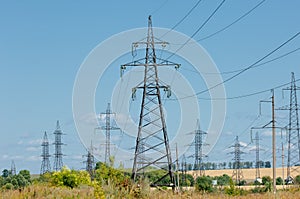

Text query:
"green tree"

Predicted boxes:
[[195, 175, 213, 192], [276, 177, 283, 185], [294, 175, 300, 184], [217, 174, 231, 187], [265, 161, 271, 168], [2, 169, 9, 178], [19, 170, 31, 183], [15, 174, 29, 188], [262, 176, 272, 185], [0, 176, 4, 187]]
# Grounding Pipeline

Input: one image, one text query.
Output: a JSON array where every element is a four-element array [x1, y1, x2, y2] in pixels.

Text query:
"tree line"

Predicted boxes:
[[186, 160, 271, 171]]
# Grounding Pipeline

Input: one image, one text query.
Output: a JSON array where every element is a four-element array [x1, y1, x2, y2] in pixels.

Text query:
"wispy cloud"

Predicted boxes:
[[28, 139, 43, 145], [26, 156, 40, 161], [25, 146, 40, 152]]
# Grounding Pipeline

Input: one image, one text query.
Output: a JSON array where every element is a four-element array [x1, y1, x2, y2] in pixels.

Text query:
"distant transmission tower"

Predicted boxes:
[[230, 136, 244, 185], [193, 119, 207, 176], [11, 160, 16, 176], [84, 141, 95, 180], [53, 120, 65, 171], [284, 72, 300, 179], [96, 103, 120, 165], [121, 15, 180, 187], [252, 132, 261, 180], [40, 131, 51, 174]]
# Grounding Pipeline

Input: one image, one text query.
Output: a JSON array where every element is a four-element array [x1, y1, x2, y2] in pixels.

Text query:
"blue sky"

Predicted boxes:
[[0, 1, 300, 174]]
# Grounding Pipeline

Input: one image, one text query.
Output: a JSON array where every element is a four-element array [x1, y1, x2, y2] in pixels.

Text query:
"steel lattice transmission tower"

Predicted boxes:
[[181, 154, 187, 186], [121, 16, 180, 187], [96, 103, 120, 165], [252, 132, 261, 180], [193, 119, 207, 176], [84, 141, 95, 180], [40, 131, 51, 174], [230, 136, 244, 185], [284, 72, 300, 179], [11, 160, 16, 176], [53, 120, 65, 171]]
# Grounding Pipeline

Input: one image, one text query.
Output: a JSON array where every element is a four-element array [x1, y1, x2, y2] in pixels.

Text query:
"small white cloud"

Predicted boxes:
[[26, 146, 40, 152], [28, 139, 43, 145], [17, 140, 24, 145], [262, 130, 282, 137], [27, 156, 40, 161], [224, 131, 233, 135], [240, 141, 248, 147], [70, 155, 84, 160]]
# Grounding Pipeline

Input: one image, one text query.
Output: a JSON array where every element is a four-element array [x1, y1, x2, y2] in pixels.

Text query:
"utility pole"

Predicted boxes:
[[40, 131, 51, 175], [53, 120, 65, 171], [281, 142, 285, 188], [121, 16, 180, 188], [96, 103, 120, 166], [271, 90, 276, 194], [252, 90, 276, 193], [193, 119, 207, 176], [176, 143, 180, 193]]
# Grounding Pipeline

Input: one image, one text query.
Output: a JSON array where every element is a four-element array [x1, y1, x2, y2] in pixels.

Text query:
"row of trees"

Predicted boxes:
[[1, 169, 31, 189], [187, 161, 271, 170]]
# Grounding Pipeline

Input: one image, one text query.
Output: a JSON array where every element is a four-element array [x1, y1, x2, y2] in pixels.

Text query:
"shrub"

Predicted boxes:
[[276, 177, 283, 185], [195, 175, 213, 192], [19, 170, 31, 183], [262, 176, 272, 185], [216, 174, 231, 187], [51, 166, 91, 188], [294, 175, 300, 184], [4, 183, 13, 190]]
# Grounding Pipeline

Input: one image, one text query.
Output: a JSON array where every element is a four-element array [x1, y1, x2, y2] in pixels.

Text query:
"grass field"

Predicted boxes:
[[2, 184, 300, 199], [188, 166, 300, 182]]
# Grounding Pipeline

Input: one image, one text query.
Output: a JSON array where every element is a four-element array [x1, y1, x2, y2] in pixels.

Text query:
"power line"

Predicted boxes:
[[197, 78, 300, 100], [166, 0, 226, 60], [150, 0, 169, 16], [180, 47, 300, 75], [160, 0, 203, 39], [196, 0, 266, 42], [204, 47, 300, 75], [167, 31, 300, 101]]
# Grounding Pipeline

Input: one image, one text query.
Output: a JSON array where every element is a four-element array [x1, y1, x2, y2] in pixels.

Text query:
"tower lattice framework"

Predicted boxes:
[[99, 103, 120, 165], [84, 141, 95, 180], [53, 120, 65, 171], [284, 72, 300, 179], [253, 132, 261, 180], [121, 16, 180, 187], [40, 131, 51, 174], [11, 160, 16, 176], [193, 119, 207, 176], [231, 136, 244, 185]]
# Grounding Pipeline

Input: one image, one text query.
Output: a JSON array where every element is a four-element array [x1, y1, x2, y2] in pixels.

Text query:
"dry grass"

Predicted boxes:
[[2, 184, 300, 199], [0, 184, 94, 199]]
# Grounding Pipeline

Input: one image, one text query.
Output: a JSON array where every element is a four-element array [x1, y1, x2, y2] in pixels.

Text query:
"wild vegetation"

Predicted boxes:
[[1, 163, 300, 198]]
